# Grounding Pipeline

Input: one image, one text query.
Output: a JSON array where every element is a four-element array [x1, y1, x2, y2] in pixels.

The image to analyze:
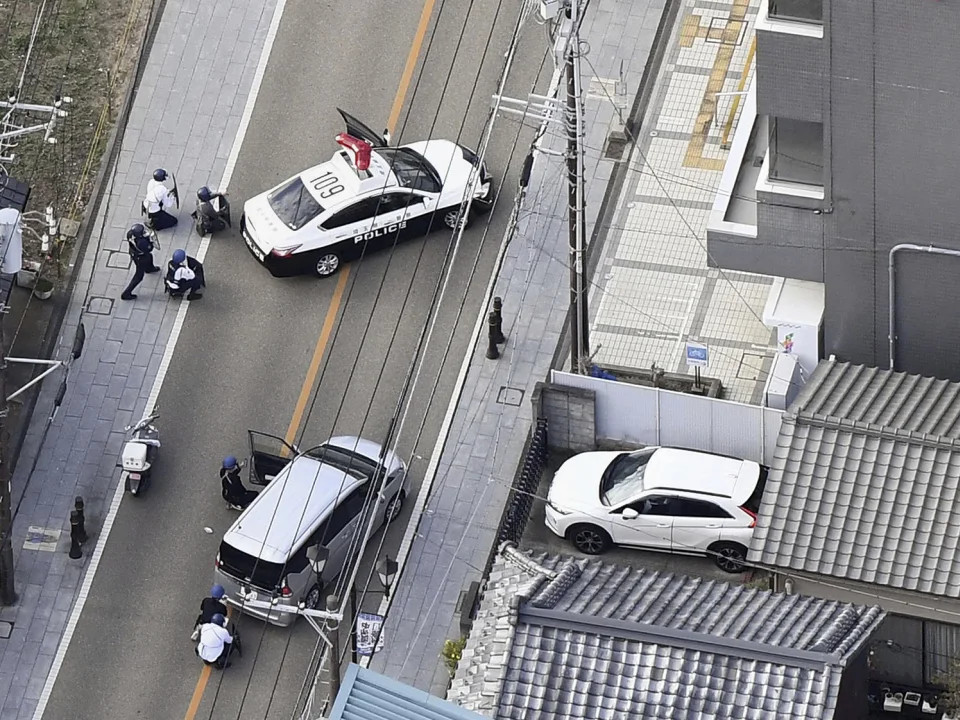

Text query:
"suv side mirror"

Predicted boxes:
[[622, 507, 639, 520]]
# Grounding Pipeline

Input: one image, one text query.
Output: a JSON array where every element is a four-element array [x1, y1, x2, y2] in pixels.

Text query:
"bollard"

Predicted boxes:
[[491, 297, 505, 345], [69, 511, 83, 559], [74, 496, 87, 544], [485, 312, 500, 360]]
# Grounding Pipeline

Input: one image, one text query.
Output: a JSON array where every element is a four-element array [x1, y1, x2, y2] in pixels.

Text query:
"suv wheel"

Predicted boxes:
[[314, 251, 341, 278], [568, 524, 611, 555], [304, 583, 322, 610], [710, 542, 747, 573]]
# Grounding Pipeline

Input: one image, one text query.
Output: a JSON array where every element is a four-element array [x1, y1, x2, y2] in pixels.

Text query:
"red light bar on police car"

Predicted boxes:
[[336, 133, 371, 172]]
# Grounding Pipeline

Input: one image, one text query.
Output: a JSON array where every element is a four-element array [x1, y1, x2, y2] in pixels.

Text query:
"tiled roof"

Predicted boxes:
[[330, 664, 487, 720], [749, 360, 960, 596], [448, 545, 884, 720]]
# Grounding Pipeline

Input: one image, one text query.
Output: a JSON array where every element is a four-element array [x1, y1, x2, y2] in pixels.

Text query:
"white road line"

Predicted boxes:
[[32, 0, 289, 716]]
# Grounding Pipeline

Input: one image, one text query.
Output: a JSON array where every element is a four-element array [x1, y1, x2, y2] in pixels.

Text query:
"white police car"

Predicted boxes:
[[240, 109, 494, 278]]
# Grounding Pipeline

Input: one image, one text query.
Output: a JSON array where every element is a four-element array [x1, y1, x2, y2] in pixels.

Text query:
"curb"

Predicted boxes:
[[8, 0, 169, 482]]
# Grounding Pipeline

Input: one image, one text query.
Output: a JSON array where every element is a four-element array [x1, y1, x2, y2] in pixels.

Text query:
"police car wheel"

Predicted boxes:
[[314, 252, 341, 278], [442, 207, 467, 231]]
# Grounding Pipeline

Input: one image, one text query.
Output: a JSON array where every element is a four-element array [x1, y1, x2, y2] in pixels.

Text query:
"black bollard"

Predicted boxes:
[[69, 511, 83, 559], [491, 296, 505, 345], [74, 496, 87, 544], [485, 312, 500, 360]]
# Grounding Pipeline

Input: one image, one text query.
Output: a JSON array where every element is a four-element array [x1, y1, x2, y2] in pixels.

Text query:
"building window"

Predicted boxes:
[[768, 0, 822, 23], [768, 117, 823, 186]]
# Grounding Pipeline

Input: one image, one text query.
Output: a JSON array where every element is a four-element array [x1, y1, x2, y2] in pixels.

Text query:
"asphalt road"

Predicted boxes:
[[41, 0, 549, 718]]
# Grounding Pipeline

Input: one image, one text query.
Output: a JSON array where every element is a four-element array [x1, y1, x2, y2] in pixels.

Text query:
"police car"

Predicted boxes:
[[240, 109, 494, 278]]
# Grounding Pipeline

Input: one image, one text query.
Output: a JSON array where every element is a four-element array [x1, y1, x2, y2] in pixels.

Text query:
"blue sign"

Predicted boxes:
[[685, 342, 709, 368]]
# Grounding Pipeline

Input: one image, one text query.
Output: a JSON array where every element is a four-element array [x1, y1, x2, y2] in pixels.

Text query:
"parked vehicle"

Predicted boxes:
[[120, 410, 161, 496], [544, 446, 768, 572], [213, 432, 410, 626]]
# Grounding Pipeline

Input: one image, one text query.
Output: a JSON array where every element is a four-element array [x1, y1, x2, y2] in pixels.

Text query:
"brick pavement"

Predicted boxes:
[[589, 0, 779, 403], [0, 0, 278, 716], [366, 0, 671, 694]]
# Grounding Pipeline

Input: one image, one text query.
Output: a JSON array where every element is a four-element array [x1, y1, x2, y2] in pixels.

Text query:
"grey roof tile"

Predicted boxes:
[[749, 360, 960, 596], [448, 548, 884, 720]]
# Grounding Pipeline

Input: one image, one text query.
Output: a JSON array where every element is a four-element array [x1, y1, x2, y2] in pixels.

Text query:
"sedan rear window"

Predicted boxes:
[[268, 177, 324, 231], [601, 448, 656, 506], [743, 466, 769, 514]]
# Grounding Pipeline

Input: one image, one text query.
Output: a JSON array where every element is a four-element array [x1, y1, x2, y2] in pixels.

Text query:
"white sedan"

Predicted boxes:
[[240, 109, 493, 278], [544, 446, 767, 572]]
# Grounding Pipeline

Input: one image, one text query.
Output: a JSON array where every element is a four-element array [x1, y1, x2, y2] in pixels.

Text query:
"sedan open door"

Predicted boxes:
[[337, 108, 390, 147], [247, 430, 299, 486]]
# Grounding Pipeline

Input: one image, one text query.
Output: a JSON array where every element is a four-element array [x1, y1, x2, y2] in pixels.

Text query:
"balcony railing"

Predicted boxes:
[[768, 0, 822, 23]]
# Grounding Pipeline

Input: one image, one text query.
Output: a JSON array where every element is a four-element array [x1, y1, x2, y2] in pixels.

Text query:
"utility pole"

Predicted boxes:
[[564, 0, 589, 373], [326, 594, 341, 701]]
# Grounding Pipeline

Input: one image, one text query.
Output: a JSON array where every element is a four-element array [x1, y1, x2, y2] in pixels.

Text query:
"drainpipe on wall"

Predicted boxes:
[[888, 244, 960, 370]]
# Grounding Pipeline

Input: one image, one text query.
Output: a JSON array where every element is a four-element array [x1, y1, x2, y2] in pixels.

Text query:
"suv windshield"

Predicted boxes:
[[377, 148, 442, 193], [268, 177, 324, 231], [600, 448, 657, 506]]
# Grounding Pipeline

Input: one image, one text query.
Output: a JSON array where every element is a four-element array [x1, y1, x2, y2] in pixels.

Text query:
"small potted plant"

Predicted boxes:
[[33, 276, 54, 300]]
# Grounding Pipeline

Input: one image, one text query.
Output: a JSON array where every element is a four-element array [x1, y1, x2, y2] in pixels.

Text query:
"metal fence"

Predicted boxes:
[[497, 418, 549, 545], [550, 371, 784, 466]]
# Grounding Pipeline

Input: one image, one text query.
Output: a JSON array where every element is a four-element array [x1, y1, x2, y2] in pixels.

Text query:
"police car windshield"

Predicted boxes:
[[377, 148, 442, 193], [268, 177, 324, 230]]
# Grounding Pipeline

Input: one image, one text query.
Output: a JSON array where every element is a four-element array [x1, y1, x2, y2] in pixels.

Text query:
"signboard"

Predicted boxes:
[[356, 612, 385, 656], [685, 342, 709, 368]]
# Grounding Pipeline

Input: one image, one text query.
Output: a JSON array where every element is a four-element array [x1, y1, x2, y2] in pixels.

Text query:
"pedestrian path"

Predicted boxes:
[[366, 0, 670, 694], [589, 0, 777, 404], [0, 0, 278, 716]]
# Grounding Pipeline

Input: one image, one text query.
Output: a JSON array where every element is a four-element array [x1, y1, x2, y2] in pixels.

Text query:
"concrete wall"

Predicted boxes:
[[747, 0, 960, 379], [532, 383, 597, 453]]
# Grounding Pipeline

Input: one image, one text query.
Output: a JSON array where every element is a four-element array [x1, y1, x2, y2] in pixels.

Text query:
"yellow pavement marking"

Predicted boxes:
[[183, 0, 438, 712]]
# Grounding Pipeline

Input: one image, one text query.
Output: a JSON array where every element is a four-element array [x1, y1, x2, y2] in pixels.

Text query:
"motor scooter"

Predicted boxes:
[[120, 410, 160, 496]]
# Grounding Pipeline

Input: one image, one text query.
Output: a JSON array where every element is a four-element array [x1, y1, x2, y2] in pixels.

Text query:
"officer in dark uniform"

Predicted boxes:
[[120, 223, 160, 301]]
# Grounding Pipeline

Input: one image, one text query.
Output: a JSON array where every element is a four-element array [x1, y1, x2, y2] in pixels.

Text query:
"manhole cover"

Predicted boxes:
[[737, 352, 766, 381], [86, 296, 114, 316], [23, 526, 61, 552], [0, 622, 11, 639], [106, 250, 131, 269], [497, 387, 524, 406]]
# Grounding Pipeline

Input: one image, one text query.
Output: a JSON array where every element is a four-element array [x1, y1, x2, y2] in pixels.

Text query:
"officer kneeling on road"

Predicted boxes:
[[143, 168, 179, 231], [191, 186, 231, 236], [191, 584, 228, 641], [221, 456, 258, 510], [165, 249, 205, 300], [196, 613, 240, 670]]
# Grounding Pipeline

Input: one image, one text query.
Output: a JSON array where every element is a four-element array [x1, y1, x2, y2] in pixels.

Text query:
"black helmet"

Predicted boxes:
[[126, 223, 147, 240], [197, 186, 212, 202], [153, 168, 167, 182]]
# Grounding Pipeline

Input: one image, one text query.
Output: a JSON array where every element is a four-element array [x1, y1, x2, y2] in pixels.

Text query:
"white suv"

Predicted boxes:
[[544, 447, 766, 572]]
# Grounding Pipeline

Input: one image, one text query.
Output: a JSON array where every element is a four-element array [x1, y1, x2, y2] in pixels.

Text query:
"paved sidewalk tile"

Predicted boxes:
[[590, 0, 779, 404], [0, 0, 277, 716], [369, 0, 669, 694]]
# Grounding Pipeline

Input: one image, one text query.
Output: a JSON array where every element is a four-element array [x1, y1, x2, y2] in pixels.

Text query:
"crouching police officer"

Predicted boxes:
[[120, 223, 160, 301]]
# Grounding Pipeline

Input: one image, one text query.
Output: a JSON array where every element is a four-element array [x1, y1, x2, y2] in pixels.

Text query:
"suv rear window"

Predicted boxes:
[[743, 466, 769, 513], [306, 444, 381, 481], [218, 541, 285, 591]]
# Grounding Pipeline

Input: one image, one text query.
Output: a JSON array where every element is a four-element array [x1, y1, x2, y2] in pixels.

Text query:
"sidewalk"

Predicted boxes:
[[589, 0, 777, 403], [368, 0, 671, 693], [0, 0, 278, 716]]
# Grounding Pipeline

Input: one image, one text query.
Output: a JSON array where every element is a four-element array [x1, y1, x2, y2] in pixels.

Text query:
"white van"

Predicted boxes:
[[214, 434, 409, 626]]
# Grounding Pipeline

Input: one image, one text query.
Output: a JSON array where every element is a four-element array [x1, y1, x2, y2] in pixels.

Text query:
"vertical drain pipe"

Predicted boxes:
[[889, 244, 960, 370]]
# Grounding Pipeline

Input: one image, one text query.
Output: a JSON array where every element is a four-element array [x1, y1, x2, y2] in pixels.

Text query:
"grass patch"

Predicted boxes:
[[0, 0, 153, 279]]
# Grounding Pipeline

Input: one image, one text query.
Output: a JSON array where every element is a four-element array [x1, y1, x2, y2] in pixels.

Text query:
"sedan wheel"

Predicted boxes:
[[386, 491, 404, 523], [569, 524, 611, 555], [711, 542, 747, 573], [315, 252, 341, 278], [304, 584, 321, 610], [443, 207, 465, 230]]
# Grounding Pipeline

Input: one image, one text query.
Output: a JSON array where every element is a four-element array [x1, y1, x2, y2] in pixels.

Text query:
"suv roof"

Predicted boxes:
[[644, 448, 761, 506], [224, 455, 363, 565]]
